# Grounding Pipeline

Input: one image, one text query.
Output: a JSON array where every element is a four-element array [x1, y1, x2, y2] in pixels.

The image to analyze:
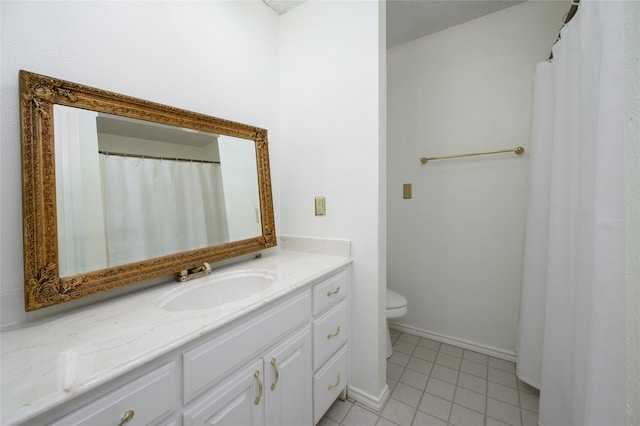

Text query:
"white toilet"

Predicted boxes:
[[386, 288, 408, 358]]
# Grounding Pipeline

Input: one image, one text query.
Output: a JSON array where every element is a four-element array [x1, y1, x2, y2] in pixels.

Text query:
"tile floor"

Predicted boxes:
[[318, 329, 540, 426]]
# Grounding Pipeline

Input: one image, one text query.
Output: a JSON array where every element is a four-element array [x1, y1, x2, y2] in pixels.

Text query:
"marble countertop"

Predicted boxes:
[[0, 242, 351, 425]]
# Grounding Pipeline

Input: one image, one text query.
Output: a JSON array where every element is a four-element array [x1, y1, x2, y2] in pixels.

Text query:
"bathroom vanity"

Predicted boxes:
[[7, 71, 353, 425], [0, 247, 351, 425]]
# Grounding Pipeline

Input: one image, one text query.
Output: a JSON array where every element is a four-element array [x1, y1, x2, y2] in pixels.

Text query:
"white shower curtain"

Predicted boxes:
[[101, 155, 230, 266], [517, 1, 626, 425]]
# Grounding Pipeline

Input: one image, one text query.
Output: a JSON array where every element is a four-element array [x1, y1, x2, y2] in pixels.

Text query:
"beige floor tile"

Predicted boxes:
[[377, 417, 400, 426], [457, 372, 487, 395], [486, 416, 511, 426], [400, 369, 429, 390], [412, 410, 447, 426], [418, 392, 452, 421], [435, 352, 462, 370], [387, 361, 404, 380], [521, 409, 539, 426], [517, 379, 540, 396], [460, 359, 488, 379], [438, 343, 463, 358], [394, 340, 417, 355], [392, 382, 423, 408], [453, 387, 486, 413], [399, 333, 421, 345], [389, 351, 411, 367], [334, 334, 539, 426], [430, 364, 459, 385], [387, 378, 398, 393], [425, 377, 456, 401], [317, 416, 340, 426], [487, 381, 519, 406], [486, 398, 522, 426], [381, 398, 417, 426], [406, 357, 433, 375], [413, 347, 438, 362], [488, 368, 518, 388], [488, 357, 516, 373], [462, 350, 489, 365], [519, 390, 539, 413], [417, 338, 441, 351], [325, 398, 353, 423], [449, 404, 485, 426], [342, 404, 380, 426]]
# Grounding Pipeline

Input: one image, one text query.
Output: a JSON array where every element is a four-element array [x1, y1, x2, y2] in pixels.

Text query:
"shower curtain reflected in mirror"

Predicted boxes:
[[101, 155, 229, 267]]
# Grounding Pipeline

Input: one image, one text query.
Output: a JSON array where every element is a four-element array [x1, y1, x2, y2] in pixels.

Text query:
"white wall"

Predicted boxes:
[[625, 0, 640, 423], [0, 0, 280, 327], [387, 1, 568, 358], [279, 0, 387, 408], [1, 0, 389, 409], [218, 136, 262, 240]]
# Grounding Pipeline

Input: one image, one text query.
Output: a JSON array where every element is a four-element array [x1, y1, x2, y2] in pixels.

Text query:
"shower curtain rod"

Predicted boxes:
[[419, 146, 525, 164], [98, 150, 220, 164], [548, 0, 580, 60]]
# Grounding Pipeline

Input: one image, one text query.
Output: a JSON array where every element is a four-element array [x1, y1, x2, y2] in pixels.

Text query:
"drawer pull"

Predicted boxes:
[[328, 373, 341, 391], [327, 326, 341, 339], [118, 410, 135, 426], [254, 370, 263, 405], [326, 286, 341, 297], [270, 358, 279, 391]]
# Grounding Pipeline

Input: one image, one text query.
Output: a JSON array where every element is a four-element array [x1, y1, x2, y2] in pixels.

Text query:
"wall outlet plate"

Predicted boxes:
[[403, 183, 412, 199], [315, 196, 326, 216]]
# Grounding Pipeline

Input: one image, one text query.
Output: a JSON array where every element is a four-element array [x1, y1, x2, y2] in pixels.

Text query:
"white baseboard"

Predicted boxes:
[[389, 322, 517, 362], [347, 384, 390, 413]]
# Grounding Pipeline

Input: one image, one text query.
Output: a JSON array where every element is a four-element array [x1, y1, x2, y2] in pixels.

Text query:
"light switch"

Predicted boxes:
[[315, 196, 326, 216], [403, 183, 412, 199]]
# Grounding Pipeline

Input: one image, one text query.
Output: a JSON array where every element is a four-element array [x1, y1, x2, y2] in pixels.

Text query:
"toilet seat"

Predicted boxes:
[[386, 288, 408, 358], [386, 289, 407, 319]]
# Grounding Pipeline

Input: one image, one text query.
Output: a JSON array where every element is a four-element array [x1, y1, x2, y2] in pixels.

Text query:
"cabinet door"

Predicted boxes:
[[264, 326, 312, 426], [183, 360, 264, 426]]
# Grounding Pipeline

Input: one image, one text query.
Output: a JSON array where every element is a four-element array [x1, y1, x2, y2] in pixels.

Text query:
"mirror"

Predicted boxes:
[[20, 70, 276, 311]]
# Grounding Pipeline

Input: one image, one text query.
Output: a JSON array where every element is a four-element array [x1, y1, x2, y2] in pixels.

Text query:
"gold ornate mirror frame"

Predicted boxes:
[[20, 70, 276, 311]]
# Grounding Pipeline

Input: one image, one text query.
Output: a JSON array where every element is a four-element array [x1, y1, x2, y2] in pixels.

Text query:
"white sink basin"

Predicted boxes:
[[156, 269, 277, 312]]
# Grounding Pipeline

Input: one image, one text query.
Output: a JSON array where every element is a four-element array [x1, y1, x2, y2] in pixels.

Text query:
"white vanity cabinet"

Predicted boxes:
[[311, 269, 349, 424], [182, 290, 313, 426], [184, 326, 312, 426], [14, 265, 350, 426]]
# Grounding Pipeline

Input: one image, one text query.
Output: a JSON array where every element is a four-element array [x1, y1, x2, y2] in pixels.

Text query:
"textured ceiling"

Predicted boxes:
[[263, 0, 527, 48], [386, 0, 526, 48], [262, 0, 306, 15]]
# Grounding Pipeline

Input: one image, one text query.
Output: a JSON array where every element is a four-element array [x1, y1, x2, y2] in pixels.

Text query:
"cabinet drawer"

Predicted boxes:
[[183, 291, 310, 403], [313, 346, 347, 425], [312, 269, 347, 315], [49, 362, 176, 426], [313, 300, 348, 371]]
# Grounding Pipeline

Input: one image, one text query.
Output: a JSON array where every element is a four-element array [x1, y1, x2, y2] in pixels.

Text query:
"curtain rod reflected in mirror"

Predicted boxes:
[[98, 151, 221, 164], [19, 70, 276, 311]]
